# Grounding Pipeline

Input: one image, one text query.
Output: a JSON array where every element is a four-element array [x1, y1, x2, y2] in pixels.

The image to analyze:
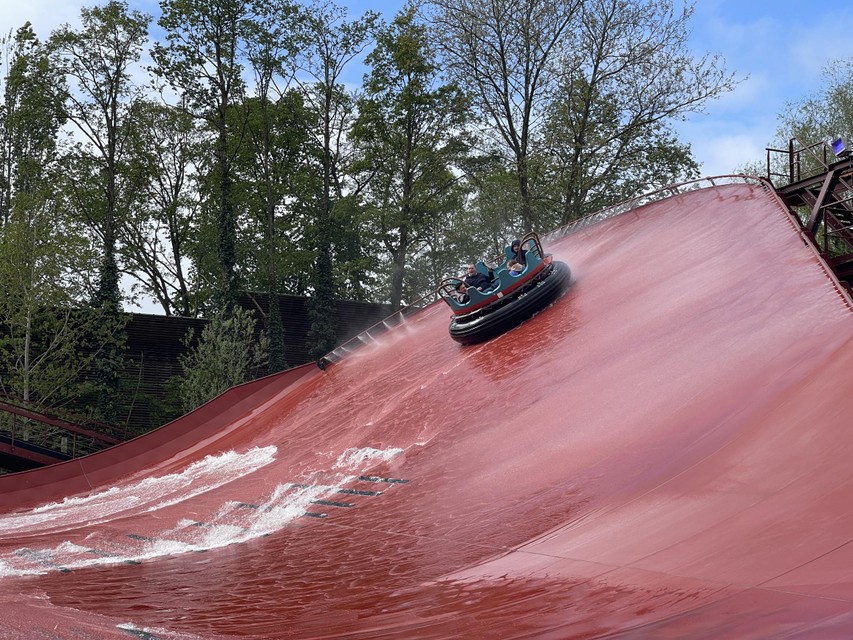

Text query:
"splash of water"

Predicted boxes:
[[333, 446, 403, 470], [0, 446, 278, 536], [0, 445, 406, 578]]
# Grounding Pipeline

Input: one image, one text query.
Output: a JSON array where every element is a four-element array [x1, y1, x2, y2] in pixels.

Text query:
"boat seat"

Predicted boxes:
[[475, 260, 493, 276]]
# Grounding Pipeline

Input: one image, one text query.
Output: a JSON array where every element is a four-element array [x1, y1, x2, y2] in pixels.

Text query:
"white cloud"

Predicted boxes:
[[0, 2, 82, 38], [681, 1, 853, 179], [677, 113, 777, 177], [703, 133, 768, 177]]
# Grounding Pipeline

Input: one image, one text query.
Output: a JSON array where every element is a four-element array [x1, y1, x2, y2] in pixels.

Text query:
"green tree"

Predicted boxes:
[[541, 80, 699, 227], [296, 0, 378, 359], [241, 0, 303, 371], [747, 58, 853, 259], [119, 99, 201, 317], [0, 23, 65, 228], [755, 58, 853, 187], [152, 0, 257, 310], [234, 91, 316, 300], [0, 187, 101, 414], [353, 6, 472, 309], [233, 92, 316, 370], [0, 21, 108, 427], [49, 0, 150, 421], [464, 154, 528, 252], [175, 306, 267, 413]]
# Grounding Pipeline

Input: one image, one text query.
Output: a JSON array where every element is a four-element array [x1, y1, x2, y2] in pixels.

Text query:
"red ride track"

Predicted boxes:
[[1, 180, 852, 639]]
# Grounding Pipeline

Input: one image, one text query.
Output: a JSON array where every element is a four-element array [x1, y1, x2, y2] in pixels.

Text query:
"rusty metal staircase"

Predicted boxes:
[[767, 138, 853, 290]]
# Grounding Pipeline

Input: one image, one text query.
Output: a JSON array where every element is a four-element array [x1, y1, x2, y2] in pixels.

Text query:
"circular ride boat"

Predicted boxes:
[[437, 232, 571, 345]]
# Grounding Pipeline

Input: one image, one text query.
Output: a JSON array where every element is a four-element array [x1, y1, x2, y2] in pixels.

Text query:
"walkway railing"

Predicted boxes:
[[765, 137, 835, 186], [0, 393, 136, 465]]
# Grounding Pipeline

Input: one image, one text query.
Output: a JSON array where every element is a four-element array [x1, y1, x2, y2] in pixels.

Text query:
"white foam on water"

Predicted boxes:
[[0, 444, 406, 577], [0, 446, 277, 536], [116, 622, 208, 640], [333, 446, 403, 470], [0, 480, 316, 577], [243, 482, 333, 535]]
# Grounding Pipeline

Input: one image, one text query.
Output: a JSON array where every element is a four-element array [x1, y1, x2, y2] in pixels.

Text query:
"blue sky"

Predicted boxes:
[[2, 0, 852, 178]]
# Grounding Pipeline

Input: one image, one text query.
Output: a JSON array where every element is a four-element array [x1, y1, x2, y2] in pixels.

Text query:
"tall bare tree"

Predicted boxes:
[[429, 0, 736, 232], [428, 0, 582, 232], [543, 0, 736, 225], [120, 99, 201, 317]]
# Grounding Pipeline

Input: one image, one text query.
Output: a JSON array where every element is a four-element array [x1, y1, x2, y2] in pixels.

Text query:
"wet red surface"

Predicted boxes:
[[1, 180, 852, 639]]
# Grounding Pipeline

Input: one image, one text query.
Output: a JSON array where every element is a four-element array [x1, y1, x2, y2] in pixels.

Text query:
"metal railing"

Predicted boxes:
[[767, 138, 853, 260], [765, 137, 832, 185], [544, 175, 768, 243], [0, 394, 135, 463]]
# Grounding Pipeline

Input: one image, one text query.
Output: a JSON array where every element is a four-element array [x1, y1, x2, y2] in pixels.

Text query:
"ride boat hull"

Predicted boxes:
[[448, 260, 571, 344]]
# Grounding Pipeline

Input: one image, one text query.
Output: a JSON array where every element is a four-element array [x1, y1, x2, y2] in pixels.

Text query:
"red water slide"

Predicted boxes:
[[1, 179, 851, 639]]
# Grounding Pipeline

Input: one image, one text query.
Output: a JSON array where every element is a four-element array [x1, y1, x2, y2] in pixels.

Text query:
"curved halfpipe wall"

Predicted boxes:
[[1, 180, 852, 639]]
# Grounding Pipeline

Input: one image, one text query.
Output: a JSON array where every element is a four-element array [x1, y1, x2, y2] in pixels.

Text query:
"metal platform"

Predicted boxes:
[[767, 137, 853, 288]]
